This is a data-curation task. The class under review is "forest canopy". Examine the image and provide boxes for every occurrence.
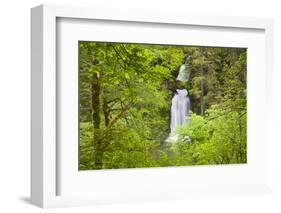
[79,41,247,170]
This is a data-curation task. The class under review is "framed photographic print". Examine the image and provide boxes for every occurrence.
[31,4,274,208]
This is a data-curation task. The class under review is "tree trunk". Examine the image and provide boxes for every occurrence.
[102,97,110,127]
[91,72,103,169]
[238,116,243,162]
[200,60,205,115]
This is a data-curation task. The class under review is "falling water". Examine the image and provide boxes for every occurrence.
[167,62,191,143]
[170,89,190,132]
[176,64,190,82]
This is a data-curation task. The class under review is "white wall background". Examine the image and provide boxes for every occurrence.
[0,0,280,212]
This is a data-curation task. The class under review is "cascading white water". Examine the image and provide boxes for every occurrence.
[170,89,190,132]
[167,63,191,143]
[176,64,190,82]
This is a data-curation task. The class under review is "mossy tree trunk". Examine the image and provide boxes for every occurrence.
[91,72,103,169]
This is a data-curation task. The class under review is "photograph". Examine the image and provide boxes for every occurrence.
[79,41,247,170]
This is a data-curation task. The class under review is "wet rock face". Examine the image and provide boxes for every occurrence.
[175,80,188,89]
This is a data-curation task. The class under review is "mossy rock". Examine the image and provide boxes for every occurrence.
[175,80,188,89]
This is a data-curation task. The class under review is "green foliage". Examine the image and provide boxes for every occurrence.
[171,108,246,165]
[79,41,247,170]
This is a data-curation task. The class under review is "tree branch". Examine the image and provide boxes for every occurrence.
[107,102,132,128]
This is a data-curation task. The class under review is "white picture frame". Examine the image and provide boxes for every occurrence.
[31,4,274,208]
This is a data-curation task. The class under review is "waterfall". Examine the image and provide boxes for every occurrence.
[167,62,191,143]
[170,89,190,132]
[176,64,190,82]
